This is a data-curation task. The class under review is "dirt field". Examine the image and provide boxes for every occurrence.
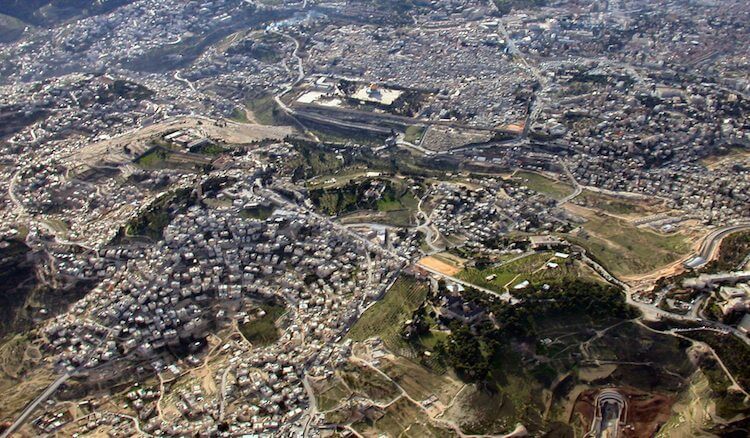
[562,203,697,280]
[418,255,462,276]
[68,116,293,169]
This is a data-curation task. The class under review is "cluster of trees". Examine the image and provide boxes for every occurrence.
[309,179,410,216]
[119,187,194,241]
[226,39,281,63]
[430,279,636,383]
[390,90,427,117]
[441,324,490,381]
[680,330,750,390]
[704,231,750,273]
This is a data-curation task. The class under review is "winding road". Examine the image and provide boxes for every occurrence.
[415,194,443,254]
[697,222,750,262]
[558,161,583,205]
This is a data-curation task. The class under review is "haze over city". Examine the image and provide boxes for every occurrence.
[0,1,749,437]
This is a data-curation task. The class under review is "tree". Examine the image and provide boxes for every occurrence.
[446,325,489,382]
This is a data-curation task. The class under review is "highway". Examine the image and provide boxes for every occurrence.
[0,373,71,438]
[2,329,115,438]
[697,222,750,262]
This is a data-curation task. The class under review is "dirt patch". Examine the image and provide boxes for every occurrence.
[578,364,618,383]
[419,256,461,276]
[70,116,293,169]
[571,387,675,438]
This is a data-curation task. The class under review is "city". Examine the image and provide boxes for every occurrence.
[0,0,749,437]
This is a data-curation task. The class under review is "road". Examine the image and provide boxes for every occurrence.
[415,194,443,254]
[2,329,114,438]
[302,376,317,437]
[348,355,473,438]
[396,133,435,156]
[637,321,750,397]
[0,373,71,438]
[489,0,547,135]
[173,71,196,93]
[218,363,235,421]
[558,161,583,205]
[697,222,750,262]
[416,262,515,303]
[8,169,26,217]
[576,246,750,395]
[578,247,750,347]
[575,238,750,395]
[268,30,321,142]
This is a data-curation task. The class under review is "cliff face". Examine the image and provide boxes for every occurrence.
[0,240,92,340]
[0,240,36,339]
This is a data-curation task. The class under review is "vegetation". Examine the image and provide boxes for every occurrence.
[230,107,250,123]
[678,330,750,390]
[189,142,228,156]
[457,280,635,342]
[286,138,456,183]
[244,94,290,126]
[340,361,400,403]
[135,147,170,168]
[0,0,133,26]
[513,171,573,200]
[110,79,154,101]
[0,334,31,379]
[458,252,604,294]
[347,276,428,353]
[445,346,546,434]
[378,357,461,403]
[239,302,286,346]
[134,144,212,171]
[429,278,636,385]
[458,254,532,291]
[285,138,352,181]
[309,177,418,222]
[567,214,690,277]
[351,397,454,437]
[306,124,389,147]
[444,324,489,381]
[404,125,425,144]
[0,13,26,43]
[315,377,352,411]
[127,26,236,72]
[699,356,750,419]
[703,230,750,273]
[120,188,194,241]
[575,190,656,215]
[701,146,750,169]
[225,33,284,63]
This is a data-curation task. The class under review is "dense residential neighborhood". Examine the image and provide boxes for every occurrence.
[0,0,749,437]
